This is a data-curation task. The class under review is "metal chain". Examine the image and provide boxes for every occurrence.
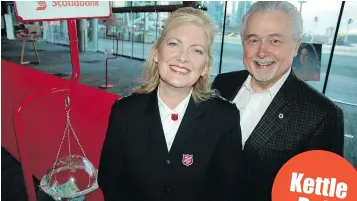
[45,95,93,192]
[69,122,88,159]
[67,110,72,166]
[49,109,71,180]
[65,96,71,163]
[49,95,90,180]
[64,95,87,159]
[63,96,90,188]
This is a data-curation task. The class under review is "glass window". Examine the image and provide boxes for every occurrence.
[156,1,183,6]
[97,13,131,57]
[111,2,132,7]
[42,20,69,45]
[325,1,357,104]
[132,12,146,59]
[144,12,170,58]
[97,12,170,60]
[132,1,156,7]
[221,1,253,74]
[202,1,226,77]
[120,12,134,58]
[292,1,342,93]
[325,1,357,167]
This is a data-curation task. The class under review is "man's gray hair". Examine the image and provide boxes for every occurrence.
[240,1,303,41]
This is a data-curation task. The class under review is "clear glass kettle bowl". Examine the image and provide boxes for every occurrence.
[40,154,98,200]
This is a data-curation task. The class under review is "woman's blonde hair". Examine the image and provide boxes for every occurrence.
[136,7,217,103]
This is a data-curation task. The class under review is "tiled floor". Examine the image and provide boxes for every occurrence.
[1,38,145,97]
[1,38,356,200]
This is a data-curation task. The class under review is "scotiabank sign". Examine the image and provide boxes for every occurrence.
[14,1,111,22]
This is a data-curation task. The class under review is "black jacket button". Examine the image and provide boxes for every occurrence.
[164,187,170,193]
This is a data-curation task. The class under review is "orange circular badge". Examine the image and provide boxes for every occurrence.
[272,150,357,201]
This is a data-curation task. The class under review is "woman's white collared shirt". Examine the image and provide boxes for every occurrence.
[157,88,192,151]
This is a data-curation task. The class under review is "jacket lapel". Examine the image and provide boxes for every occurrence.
[169,97,207,155]
[145,89,169,154]
[244,71,300,151]
[226,71,249,101]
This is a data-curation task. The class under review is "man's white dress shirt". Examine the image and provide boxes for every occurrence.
[157,88,192,151]
[232,68,291,147]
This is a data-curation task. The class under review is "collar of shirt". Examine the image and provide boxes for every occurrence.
[157,87,192,120]
[241,67,291,99]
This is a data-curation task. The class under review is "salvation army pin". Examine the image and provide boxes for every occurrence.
[182,154,193,167]
[171,113,179,121]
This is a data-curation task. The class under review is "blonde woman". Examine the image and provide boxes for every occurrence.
[98,7,243,201]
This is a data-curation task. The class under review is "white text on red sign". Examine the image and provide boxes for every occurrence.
[290,172,348,200]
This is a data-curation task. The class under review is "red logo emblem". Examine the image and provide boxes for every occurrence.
[182,154,193,167]
[36,1,47,11]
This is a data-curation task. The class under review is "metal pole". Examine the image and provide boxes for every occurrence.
[143,13,145,59]
[99,24,118,89]
[322,1,345,94]
[67,20,80,87]
[218,1,228,74]
[131,11,134,58]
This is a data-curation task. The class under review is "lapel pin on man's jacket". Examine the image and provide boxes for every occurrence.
[279,113,284,119]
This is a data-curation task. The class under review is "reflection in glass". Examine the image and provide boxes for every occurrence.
[293,43,322,81]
